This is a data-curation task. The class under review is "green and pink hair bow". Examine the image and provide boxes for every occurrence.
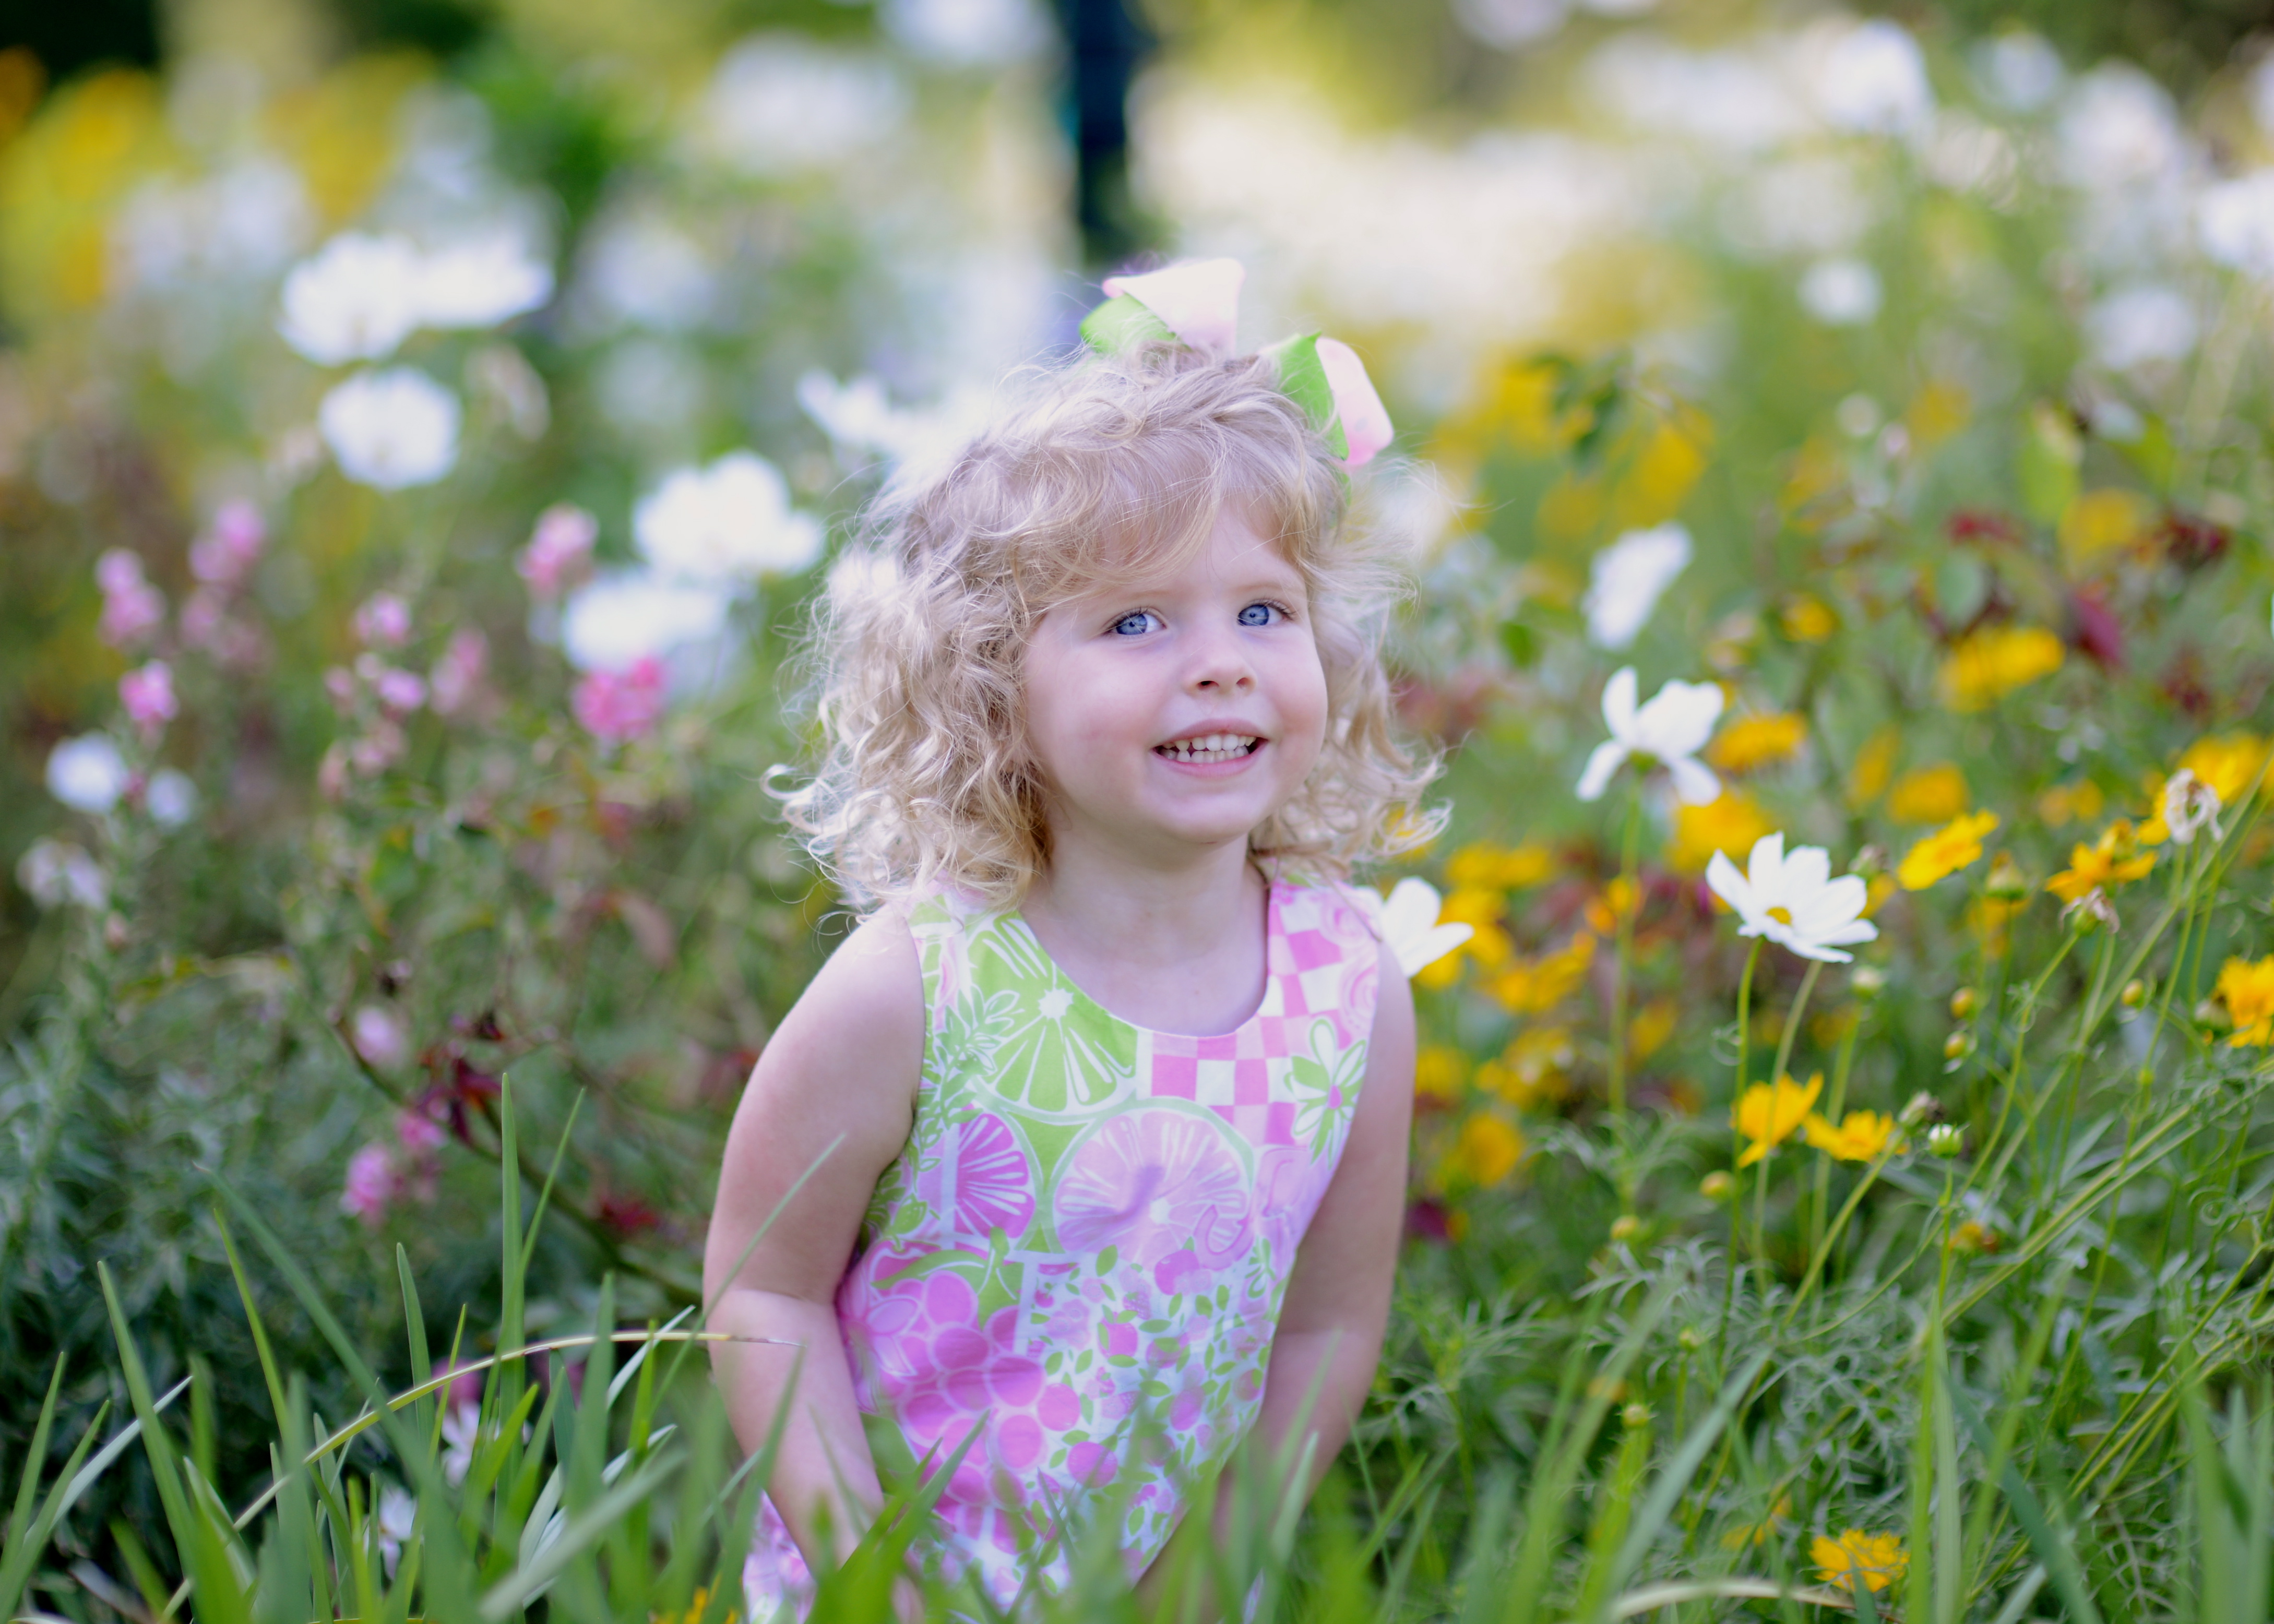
[1080,258,1395,470]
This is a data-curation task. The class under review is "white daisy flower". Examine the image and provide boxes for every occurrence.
[1354,878,1475,978]
[1705,832,1878,963]
[1576,666,1724,806]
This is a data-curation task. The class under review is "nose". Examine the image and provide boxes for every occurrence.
[1185,620,1256,695]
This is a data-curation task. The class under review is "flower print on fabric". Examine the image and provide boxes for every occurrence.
[747,878,1379,1615]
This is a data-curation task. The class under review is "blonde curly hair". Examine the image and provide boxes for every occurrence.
[780,344,1442,910]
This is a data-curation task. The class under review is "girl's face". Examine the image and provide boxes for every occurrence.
[1022,505,1330,869]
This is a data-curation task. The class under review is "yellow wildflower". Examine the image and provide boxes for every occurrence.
[1939,625,2065,712]
[1666,790,1775,877]
[2175,732,2271,808]
[1846,726,1898,808]
[1719,1494,1794,1551]
[1708,712,1807,773]
[1813,1530,1907,1594]
[1887,762,1969,824]
[1447,1113,1526,1186]
[1898,810,1999,891]
[1414,1046,1469,1105]
[1733,1072,1822,1167]
[1482,1026,1576,1109]
[1802,1109,1900,1162]
[1779,592,1838,642]
[1630,998,1678,1062]
[2037,780,2106,829]
[2046,820,2155,905]
[1583,877,1638,935]
[1612,409,1711,527]
[1486,933,1597,1016]
[2217,955,2274,1047]
[1904,378,1971,447]
[1946,1220,2001,1254]
[1417,887,1511,989]
[1968,895,2025,954]
[2058,487,2155,565]
[1445,840,1555,891]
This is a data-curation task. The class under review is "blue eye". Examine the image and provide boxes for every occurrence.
[1112,610,1161,636]
[1237,602,1278,627]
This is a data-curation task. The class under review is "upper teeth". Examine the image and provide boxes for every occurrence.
[1162,734,1258,761]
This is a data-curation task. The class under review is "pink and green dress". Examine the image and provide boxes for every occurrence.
[744,877,1383,1611]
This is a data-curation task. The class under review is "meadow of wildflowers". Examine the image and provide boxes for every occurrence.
[6,0,2274,1619]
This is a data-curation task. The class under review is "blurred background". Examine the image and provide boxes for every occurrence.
[13,0,2274,1591]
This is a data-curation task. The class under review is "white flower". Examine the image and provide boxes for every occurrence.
[146,768,199,828]
[1814,20,1933,137]
[880,0,1052,66]
[440,1400,481,1485]
[277,233,426,364]
[2161,768,2223,845]
[319,369,461,490]
[1705,832,1878,964]
[2057,67,2183,190]
[46,734,129,814]
[635,452,822,583]
[1800,258,1882,325]
[375,1486,415,1578]
[17,839,106,909]
[578,216,715,333]
[561,570,729,672]
[1973,31,2063,112]
[1576,666,1724,806]
[797,371,990,470]
[1356,878,1475,978]
[414,232,555,329]
[703,37,907,175]
[1584,523,1692,650]
[2199,172,2274,282]
[352,1005,410,1069]
[2089,284,2199,369]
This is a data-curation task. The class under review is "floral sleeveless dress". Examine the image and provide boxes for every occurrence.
[744,877,1382,1612]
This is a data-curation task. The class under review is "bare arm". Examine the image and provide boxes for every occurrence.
[1141,940,1416,1600]
[703,909,924,1574]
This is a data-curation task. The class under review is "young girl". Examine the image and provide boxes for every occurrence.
[704,261,1438,1615]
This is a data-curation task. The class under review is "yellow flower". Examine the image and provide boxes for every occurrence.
[1780,592,1838,642]
[1846,726,1898,808]
[1486,933,1596,1016]
[1708,712,1807,773]
[2175,733,2271,808]
[1629,998,1678,1062]
[1445,840,1555,890]
[654,1589,739,1624]
[1733,1072,1823,1167]
[2046,820,2156,904]
[1939,625,2065,712]
[1887,762,1969,824]
[1802,1109,1900,1162]
[1719,1494,1794,1550]
[1968,895,2025,954]
[1447,1113,1526,1186]
[2058,488,2155,565]
[1583,877,1639,935]
[1482,1026,1576,1108]
[2037,780,2106,829]
[1946,1220,2001,1254]
[1666,790,1776,877]
[1898,810,2000,891]
[1414,1046,1470,1104]
[1812,1530,1907,1594]
[2217,955,2274,1047]
[1416,887,1511,988]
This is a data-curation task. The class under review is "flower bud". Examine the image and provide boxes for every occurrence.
[1849,845,1887,882]
[1609,1214,1642,1244]
[2196,998,2232,1032]
[1677,1327,1705,1351]
[2120,978,2146,1009]
[1700,1171,1735,1201]
[1926,1123,1965,1159]
[1984,852,2030,901]
[1944,1030,1974,1061]
[1851,963,1887,998]
[1621,1402,1652,1429]
[1949,986,1978,1019]
[1900,1091,1942,1128]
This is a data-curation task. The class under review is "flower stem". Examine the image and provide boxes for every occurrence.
[1806,994,1865,1301]
[1607,782,1644,1132]
[1754,959,1821,1265]
[1716,939,1763,1377]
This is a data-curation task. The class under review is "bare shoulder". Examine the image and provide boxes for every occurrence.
[769,906,924,1070]
[1367,936,1415,1072]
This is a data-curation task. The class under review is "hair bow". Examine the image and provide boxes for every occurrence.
[1080,259,1395,470]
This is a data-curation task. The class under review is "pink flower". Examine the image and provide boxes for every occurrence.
[573,658,666,743]
[180,588,226,650]
[397,1107,447,1152]
[352,1004,409,1068]
[324,666,356,708]
[371,664,427,714]
[350,720,407,775]
[117,661,177,742]
[914,1114,1035,1239]
[1101,259,1244,356]
[517,504,597,600]
[428,629,487,717]
[97,550,166,648]
[189,501,266,586]
[1315,337,1395,469]
[353,592,411,648]
[341,1143,400,1224]
[1051,1110,1253,1269]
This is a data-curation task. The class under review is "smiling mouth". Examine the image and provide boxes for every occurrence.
[1156,733,1261,764]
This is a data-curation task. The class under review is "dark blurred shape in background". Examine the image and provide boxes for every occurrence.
[1053,0,1152,267]
[0,0,160,79]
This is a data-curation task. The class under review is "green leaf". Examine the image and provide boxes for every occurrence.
[2018,401,2081,524]
[1080,293,1174,354]
[1259,332,1349,461]
[1499,617,1537,669]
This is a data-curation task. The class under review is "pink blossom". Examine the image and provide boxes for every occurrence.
[428,629,487,717]
[353,592,412,648]
[324,666,356,708]
[97,549,166,648]
[573,658,666,743]
[341,1143,400,1225]
[371,665,427,714]
[516,504,597,600]
[397,1107,448,1152]
[352,1004,409,1068]
[117,661,178,742]
[190,500,266,586]
[350,720,407,775]
[180,588,227,650]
